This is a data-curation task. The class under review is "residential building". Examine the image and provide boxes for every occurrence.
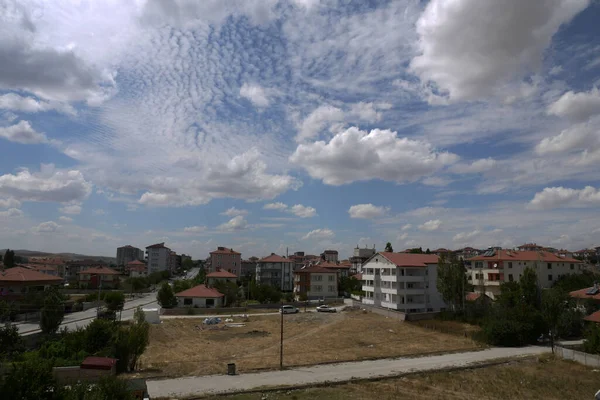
[455,247,481,261]
[256,253,295,291]
[320,261,351,278]
[62,259,106,280]
[320,250,339,263]
[361,252,445,313]
[127,260,147,278]
[209,247,241,276]
[77,266,120,289]
[467,249,583,300]
[517,243,545,252]
[241,258,258,278]
[175,284,224,308]
[288,251,307,271]
[145,243,171,274]
[431,248,452,257]
[206,269,238,286]
[294,265,338,300]
[169,251,179,273]
[22,264,59,277]
[349,246,376,274]
[556,249,574,259]
[573,249,594,259]
[27,257,66,278]
[0,267,63,300]
[116,245,144,267]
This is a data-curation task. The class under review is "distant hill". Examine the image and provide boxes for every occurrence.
[0,249,116,264]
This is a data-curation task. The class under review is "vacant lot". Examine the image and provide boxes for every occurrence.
[138,310,480,377]
[206,357,599,400]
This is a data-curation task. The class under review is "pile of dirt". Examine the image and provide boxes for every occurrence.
[245,330,270,337]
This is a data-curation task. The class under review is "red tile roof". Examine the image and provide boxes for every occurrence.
[259,254,290,263]
[146,242,168,249]
[320,261,350,269]
[78,266,120,275]
[210,247,241,255]
[206,270,238,278]
[584,310,600,323]
[295,265,336,274]
[469,250,581,263]
[377,252,439,267]
[127,260,145,266]
[0,267,63,283]
[175,284,224,298]
[81,357,117,370]
[466,292,481,302]
[28,257,65,266]
[570,287,600,301]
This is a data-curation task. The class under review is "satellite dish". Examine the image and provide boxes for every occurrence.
[493,263,498,269]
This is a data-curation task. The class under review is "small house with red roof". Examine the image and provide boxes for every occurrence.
[77,266,120,289]
[206,269,238,286]
[175,284,224,308]
[294,265,338,300]
[256,253,295,291]
[127,260,148,278]
[0,267,63,300]
[209,246,242,276]
[361,252,444,313]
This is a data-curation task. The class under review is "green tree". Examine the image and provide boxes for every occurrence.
[384,242,393,252]
[84,319,117,354]
[182,258,194,271]
[520,267,540,309]
[193,268,206,285]
[114,308,149,373]
[126,277,148,294]
[0,359,61,400]
[425,248,431,254]
[3,249,15,269]
[541,288,566,351]
[214,281,241,307]
[584,323,600,355]
[64,377,134,400]
[340,276,362,295]
[436,253,468,312]
[40,286,65,335]
[0,322,25,361]
[156,282,177,308]
[553,271,600,293]
[172,279,194,294]
[103,292,125,313]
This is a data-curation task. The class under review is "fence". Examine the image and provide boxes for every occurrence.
[350,300,440,322]
[554,345,600,368]
[162,297,344,315]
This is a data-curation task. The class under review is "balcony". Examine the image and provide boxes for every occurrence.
[398,275,426,283]
[380,287,397,295]
[401,288,427,295]
[380,274,398,282]
[362,285,374,291]
[484,280,501,286]
[381,301,398,309]
[362,274,375,281]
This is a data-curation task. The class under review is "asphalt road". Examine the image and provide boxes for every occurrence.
[146,346,550,399]
[18,293,158,335]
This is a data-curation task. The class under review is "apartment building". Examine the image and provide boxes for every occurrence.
[361,252,445,313]
[467,249,583,299]
[209,247,241,276]
[256,253,294,291]
[241,257,258,278]
[145,243,171,274]
[321,250,339,263]
[294,265,338,300]
[77,266,120,289]
[116,245,144,267]
[349,246,376,274]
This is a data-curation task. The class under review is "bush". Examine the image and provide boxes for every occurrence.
[103,292,125,313]
[157,282,177,308]
[40,287,65,335]
[481,304,544,347]
[0,323,25,361]
[584,323,600,355]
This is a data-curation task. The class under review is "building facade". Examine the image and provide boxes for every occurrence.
[321,250,339,263]
[206,270,238,286]
[241,257,258,278]
[209,247,242,276]
[467,249,583,300]
[256,254,294,291]
[0,267,63,301]
[127,260,147,278]
[349,246,376,274]
[175,284,224,308]
[116,245,144,267]
[361,252,445,313]
[294,265,338,300]
[145,243,171,274]
[77,266,120,289]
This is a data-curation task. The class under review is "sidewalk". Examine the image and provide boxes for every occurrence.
[146,346,549,398]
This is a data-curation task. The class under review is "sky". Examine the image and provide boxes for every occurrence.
[1,0,600,260]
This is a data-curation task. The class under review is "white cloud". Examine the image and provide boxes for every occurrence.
[0,198,20,209]
[289,204,317,218]
[410,0,590,101]
[93,209,107,216]
[263,202,288,211]
[302,228,334,240]
[453,230,480,242]
[184,226,207,233]
[0,208,23,218]
[547,87,600,122]
[450,158,497,174]
[529,186,600,210]
[402,224,412,231]
[59,204,82,215]
[419,219,442,231]
[291,127,458,185]
[422,176,451,187]
[59,216,73,223]
[348,204,389,219]
[397,232,409,241]
[221,207,249,217]
[0,93,75,115]
[0,120,48,144]
[0,166,92,203]
[33,221,60,233]
[297,105,344,142]
[535,121,600,162]
[240,83,270,108]
[218,216,249,232]
[349,102,391,122]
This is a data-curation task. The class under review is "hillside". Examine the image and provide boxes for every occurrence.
[0,249,116,264]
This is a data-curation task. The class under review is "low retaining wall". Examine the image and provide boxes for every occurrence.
[53,366,115,384]
[554,346,600,368]
[162,298,344,315]
[350,300,440,321]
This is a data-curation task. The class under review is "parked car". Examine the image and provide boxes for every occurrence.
[316,305,336,313]
[280,305,300,314]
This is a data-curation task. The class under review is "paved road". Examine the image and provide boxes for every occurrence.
[146,346,549,398]
[19,293,157,335]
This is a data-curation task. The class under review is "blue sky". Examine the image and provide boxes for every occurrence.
[1,0,600,259]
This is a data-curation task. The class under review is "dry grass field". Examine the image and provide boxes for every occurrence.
[138,310,481,377]
[205,357,599,400]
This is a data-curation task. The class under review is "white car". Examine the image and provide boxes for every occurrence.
[280,305,300,314]
[316,305,337,313]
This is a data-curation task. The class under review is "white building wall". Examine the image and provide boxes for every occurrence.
[147,247,170,274]
[177,296,223,308]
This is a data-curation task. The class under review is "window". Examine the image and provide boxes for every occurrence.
[570,264,574,270]
[548,274,553,281]
[547,263,552,270]
[508,274,513,282]
[184,298,192,306]
[328,275,334,281]
[508,262,512,269]
[467,275,472,280]
[314,275,323,281]
[315,285,322,292]
[475,262,483,268]
[328,285,335,292]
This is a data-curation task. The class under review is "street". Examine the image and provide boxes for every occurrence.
[146,346,550,398]
[18,293,158,335]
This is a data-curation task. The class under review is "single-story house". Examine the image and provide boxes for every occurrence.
[0,267,63,300]
[77,266,120,289]
[206,269,237,286]
[584,310,600,323]
[569,285,600,307]
[175,284,224,308]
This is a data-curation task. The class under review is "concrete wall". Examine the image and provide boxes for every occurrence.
[554,346,600,368]
[53,366,115,384]
[176,296,223,308]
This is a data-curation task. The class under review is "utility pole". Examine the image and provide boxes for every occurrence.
[280,299,284,370]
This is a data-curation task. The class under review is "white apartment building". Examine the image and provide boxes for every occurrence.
[467,249,583,300]
[145,242,171,274]
[349,246,376,274]
[362,252,445,313]
[293,265,338,300]
[256,253,294,291]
